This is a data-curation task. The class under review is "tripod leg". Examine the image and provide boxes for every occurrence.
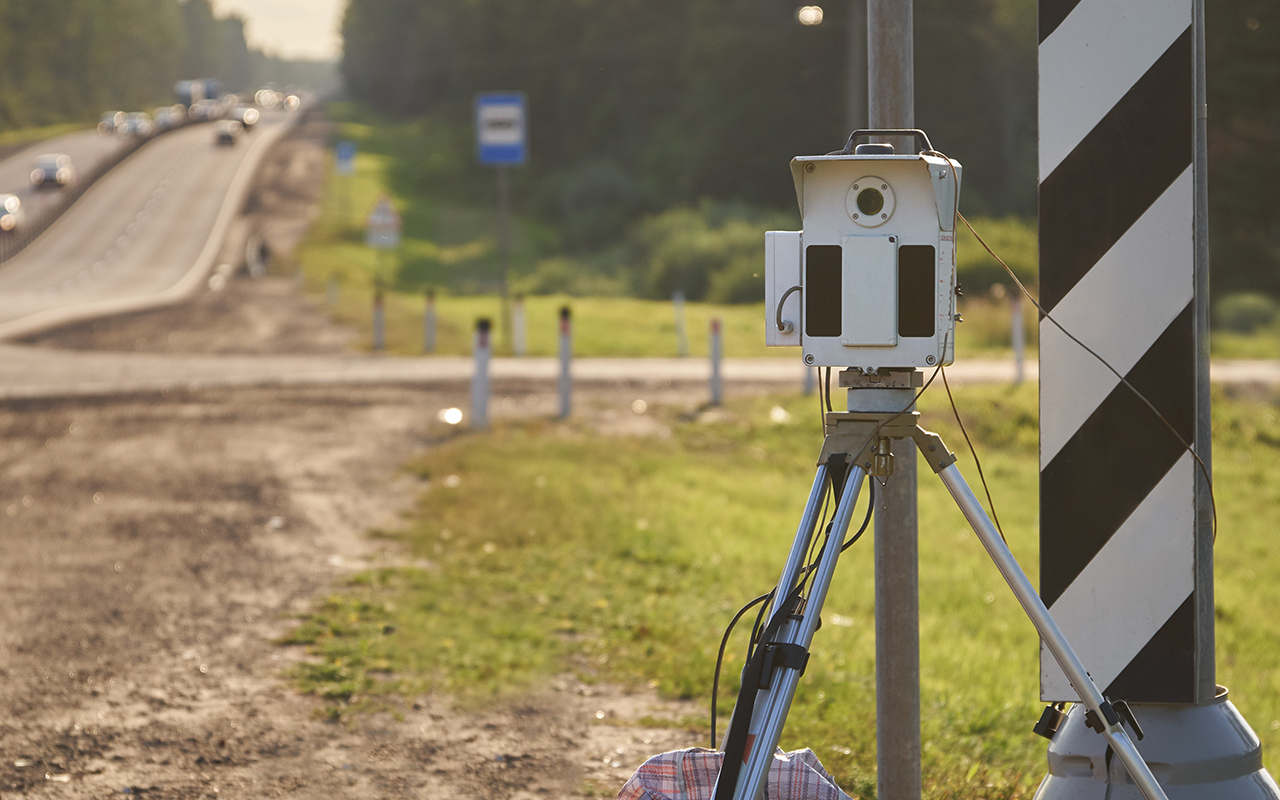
[718,465,832,750]
[714,465,869,800]
[935,463,1170,800]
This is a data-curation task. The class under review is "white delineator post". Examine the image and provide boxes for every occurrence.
[709,317,723,406]
[557,306,572,419]
[424,289,437,354]
[471,318,492,430]
[513,294,527,356]
[673,290,690,357]
[1011,290,1025,385]
[372,286,386,352]
[803,365,815,396]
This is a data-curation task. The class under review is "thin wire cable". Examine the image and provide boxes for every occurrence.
[940,365,1007,543]
[955,209,1218,542]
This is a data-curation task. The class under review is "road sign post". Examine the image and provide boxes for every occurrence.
[1036,0,1276,794]
[335,140,356,222]
[475,92,527,354]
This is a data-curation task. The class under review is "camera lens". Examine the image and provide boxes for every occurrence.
[856,188,885,216]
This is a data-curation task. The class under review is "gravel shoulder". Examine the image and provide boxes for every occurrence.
[0,118,701,799]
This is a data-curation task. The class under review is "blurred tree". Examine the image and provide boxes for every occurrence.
[1207,0,1280,299]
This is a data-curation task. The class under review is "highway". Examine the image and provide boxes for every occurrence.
[0,110,292,338]
[0,128,129,219]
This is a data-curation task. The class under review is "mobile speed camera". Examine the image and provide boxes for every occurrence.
[765,129,962,373]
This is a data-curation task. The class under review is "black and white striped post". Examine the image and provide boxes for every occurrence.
[557,306,572,418]
[424,289,436,354]
[1037,0,1276,793]
[471,318,491,430]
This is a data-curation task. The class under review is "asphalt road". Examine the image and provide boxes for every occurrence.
[0,129,130,222]
[0,111,292,339]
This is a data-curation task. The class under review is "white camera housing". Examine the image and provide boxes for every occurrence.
[765,142,962,372]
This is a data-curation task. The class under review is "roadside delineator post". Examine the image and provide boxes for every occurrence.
[424,289,437,354]
[1010,290,1025,385]
[709,317,723,406]
[471,318,492,430]
[372,284,386,352]
[513,294,527,357]
[803,365,815,396]
[557,306,572,419]
[673,290,690,357]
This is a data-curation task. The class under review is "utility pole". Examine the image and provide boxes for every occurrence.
[866,2,920,799]
[845,0,868,136]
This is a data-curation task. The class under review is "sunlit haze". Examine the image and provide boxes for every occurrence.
[212,0,343,61]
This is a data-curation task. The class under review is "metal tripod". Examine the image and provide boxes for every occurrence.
[711,400,1170,800]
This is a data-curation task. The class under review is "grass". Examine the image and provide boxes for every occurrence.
[292,104,1045,360]
[277,382,1280,796]
[0,120,89,149]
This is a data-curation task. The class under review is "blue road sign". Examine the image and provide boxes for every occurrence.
[335,140,356,175]
[475,93,527,166]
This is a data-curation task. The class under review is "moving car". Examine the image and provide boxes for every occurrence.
[98,111,125,135]
[190,99,224,121]
[30,154,74,188]
[215,120,242,146]
[0,194,22,232]
[230,105,260,129]
[120,112,153,138]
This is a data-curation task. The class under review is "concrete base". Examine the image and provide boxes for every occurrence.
[1034,687,1280,799]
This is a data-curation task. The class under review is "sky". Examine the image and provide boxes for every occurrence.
[212,0,344,61]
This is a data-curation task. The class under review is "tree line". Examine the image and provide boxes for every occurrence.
[342,0,1278,300]
[0,0,335,131]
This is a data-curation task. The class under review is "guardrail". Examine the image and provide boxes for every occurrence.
[0,117,201,265]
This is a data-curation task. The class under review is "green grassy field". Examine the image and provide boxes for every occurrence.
[292,106,1043,360]
[281,381,1280,798]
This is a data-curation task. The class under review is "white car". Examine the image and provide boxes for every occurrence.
[0,194,22,232]
[31,154,74,188]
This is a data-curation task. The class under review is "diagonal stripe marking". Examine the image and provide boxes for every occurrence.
[1040,453,1194,700]
[1039,0,1083,45]
[1040,167,1193,468]
[1039,0,1192,179]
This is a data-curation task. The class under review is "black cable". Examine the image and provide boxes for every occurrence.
[708,477,874,747]
[940,366,1007,543]
[824,367,833,414]
[710,589,772,748]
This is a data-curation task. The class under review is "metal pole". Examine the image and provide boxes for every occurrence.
[424,289,437,354]
[513,294,527,356]
[709,318,723,406]
[673,290,690,357]
[497,166,512,353]
[1011,291,1025,385]
[372,284,386,353]
[866,3,919,797]
[845,0,868,136]
[1191,0,1216,702]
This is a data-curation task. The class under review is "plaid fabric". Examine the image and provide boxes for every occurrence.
[617,747,852,800]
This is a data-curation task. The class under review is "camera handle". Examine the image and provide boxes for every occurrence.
[839,128,934,155]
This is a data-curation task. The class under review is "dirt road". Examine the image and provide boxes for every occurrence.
[0,119,700,799]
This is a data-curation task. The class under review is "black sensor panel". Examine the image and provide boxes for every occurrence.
[805,245,842,337]
[898,245,936,337]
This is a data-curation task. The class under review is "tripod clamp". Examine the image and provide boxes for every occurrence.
[818,411,956,477]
